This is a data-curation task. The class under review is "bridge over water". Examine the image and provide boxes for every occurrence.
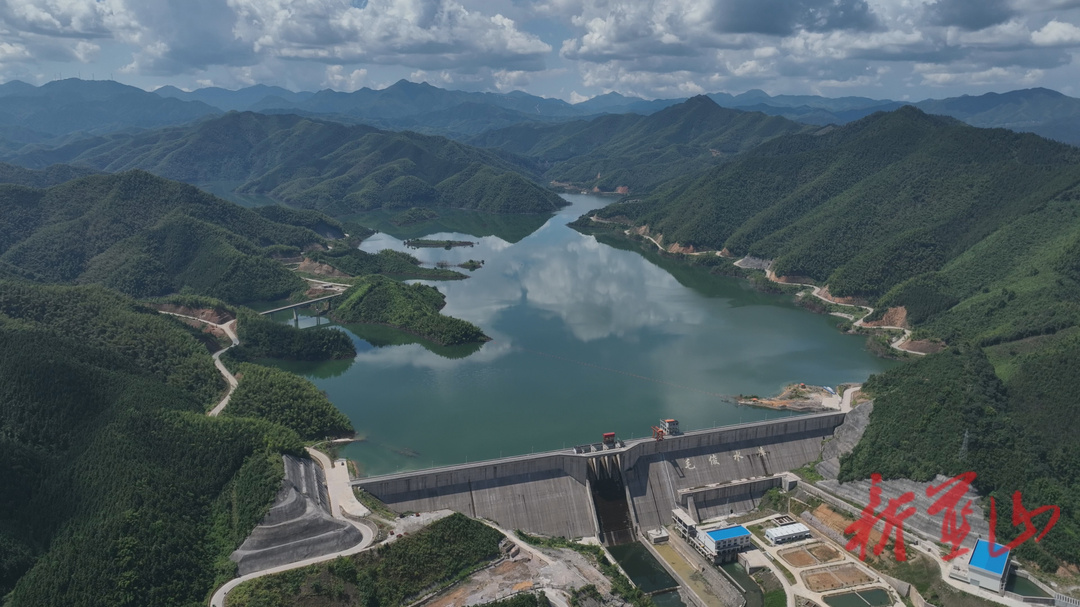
[258,293,342,316]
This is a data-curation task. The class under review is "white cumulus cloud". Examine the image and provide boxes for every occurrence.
[1032,19,1080,45]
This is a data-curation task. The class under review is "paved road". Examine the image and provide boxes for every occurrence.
[158,311,239,416]
[301,277,351,290]
[733,259,926,357]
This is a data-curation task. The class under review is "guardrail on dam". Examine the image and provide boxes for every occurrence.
[353,412,845,540]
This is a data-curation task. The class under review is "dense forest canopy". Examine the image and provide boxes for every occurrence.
[333,275,488,346]
[0,170,339,303]
[0,281,305,605]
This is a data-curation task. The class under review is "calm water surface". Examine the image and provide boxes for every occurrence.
[270,194,894,476]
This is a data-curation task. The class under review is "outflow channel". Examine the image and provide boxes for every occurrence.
[589,456,684,606]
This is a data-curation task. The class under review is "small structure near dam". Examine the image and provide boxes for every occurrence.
[353,412,845,545]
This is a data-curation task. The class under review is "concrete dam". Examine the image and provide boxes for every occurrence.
[353,412,845,543]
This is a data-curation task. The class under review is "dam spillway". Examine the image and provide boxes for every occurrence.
[353,413,845,540]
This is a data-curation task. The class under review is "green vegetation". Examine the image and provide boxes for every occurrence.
[471,96,810,192]
[570,585,603,607]
[0,281,302,605]
[347,207,550,244]
[347,323,485,360]
[592,107,1080,302]
[353,488,399,521]
[515,531,654,607]
[391,207,439,225]
[480,593,552,607]
[307,248,465,280]
[876,553,1003,607]
[839,346,1078,571]
[578,105,1080,570]
[13,112,568,216]
[226,513,504,607]
[333,275,488,346]
[226,363,354,440]
[763,589,786,607]
[230,308,356,361]
[0,161,96,187]
[404,238,475,248]
[0,170,339,303]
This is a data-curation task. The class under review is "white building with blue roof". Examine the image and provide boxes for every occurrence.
[966,539,1011,594]
[671,509,752,563]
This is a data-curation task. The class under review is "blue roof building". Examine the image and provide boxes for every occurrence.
[697,525,752,563]
[707,526,752,543]
[967,539,1011,594]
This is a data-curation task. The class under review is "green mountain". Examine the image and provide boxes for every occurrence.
[470,96,811,192]
[6,112,567,215]
[0,161,96,187]
[0,170,337,302]
[0,281,307,604]
[583,106,1080,568]
[333,275,488,346]
[591,106,1080,310]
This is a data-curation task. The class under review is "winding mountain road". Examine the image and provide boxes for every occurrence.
[732,258,926,356]
[157,310,384,606]
[600,220,927,356]
[157,311,241,415]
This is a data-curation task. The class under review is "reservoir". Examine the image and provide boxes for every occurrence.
[269,194,894,477]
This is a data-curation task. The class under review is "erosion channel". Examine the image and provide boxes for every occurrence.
[266,194,894,476]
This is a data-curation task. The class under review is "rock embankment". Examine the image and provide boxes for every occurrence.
[230,455,363,575]
[815,401,873,480]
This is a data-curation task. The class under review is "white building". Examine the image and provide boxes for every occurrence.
[671,509,751,563]
[698,526,753,562]
[765,522,811,545]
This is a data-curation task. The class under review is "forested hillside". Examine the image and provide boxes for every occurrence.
[0,170,339,303]
[0,282,305,605]
[333,275,488,346]
[591,107,1080,308]
[0,161,96,187]
[840,344,1080,570]
[4,111,567,215]
[583,105,1080,569]
[471,96,810,191]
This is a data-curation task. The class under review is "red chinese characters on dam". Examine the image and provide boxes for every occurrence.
[843,472,1059,562]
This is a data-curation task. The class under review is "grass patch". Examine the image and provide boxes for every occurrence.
[764,589,787,607]
[793,463,825,483]
[354,488,399,521]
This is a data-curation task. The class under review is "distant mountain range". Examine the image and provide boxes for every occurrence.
[1,78,1080,146]
[470,95,812,191]
[3,111,566,215]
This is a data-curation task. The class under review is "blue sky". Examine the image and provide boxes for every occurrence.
[3,0,1080,101]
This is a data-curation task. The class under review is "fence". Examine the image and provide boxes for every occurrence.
[1056,594,1080,607]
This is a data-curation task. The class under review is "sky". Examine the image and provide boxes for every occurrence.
[2,0,1080,101]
